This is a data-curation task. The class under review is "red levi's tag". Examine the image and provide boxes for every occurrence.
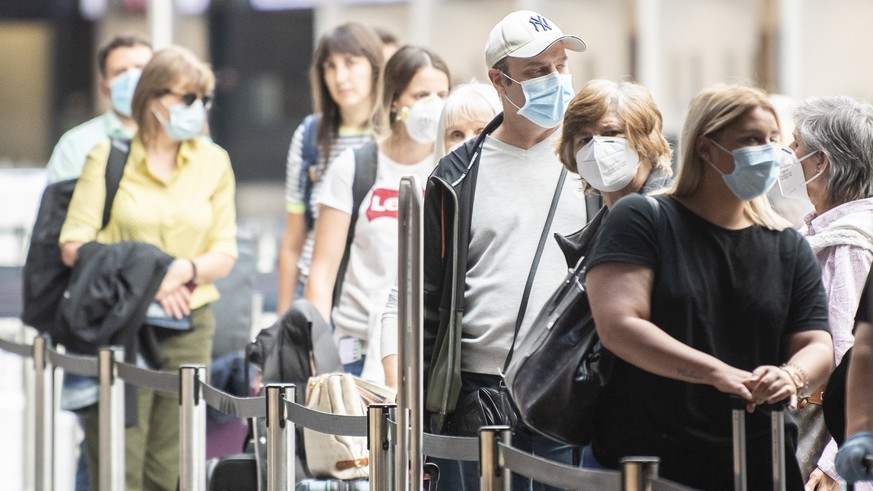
[365,188,400,221]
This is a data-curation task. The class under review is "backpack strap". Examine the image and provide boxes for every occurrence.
[103,138,130,229]
[331,141,379,309]
[299,114,321,231]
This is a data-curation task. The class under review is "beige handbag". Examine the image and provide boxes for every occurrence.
[303,373,395,480]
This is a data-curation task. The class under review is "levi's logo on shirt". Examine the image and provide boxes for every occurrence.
[366,188,399,221]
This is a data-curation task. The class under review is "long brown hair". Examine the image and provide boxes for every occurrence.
[310,23,383,164]
[373,45,451,137]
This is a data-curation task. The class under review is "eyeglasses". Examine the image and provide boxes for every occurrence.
[160,89,214,109]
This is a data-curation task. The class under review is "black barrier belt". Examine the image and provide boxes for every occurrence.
[422,432,479,461]
[116,362,179,394]
[284,399,368,437]
[500,442,621,490]
[201,384,265,419]
[498,443,695,491]
[0,337,33,358]
[46,347,99,377]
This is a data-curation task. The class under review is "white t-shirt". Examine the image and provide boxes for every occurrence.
[461,133,587,374]
[318,146,434,382]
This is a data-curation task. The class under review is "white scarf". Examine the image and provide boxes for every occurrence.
[803,208,873,254]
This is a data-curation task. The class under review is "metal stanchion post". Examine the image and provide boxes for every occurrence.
[179,365,206,491]
[771,407,786,491]
[732,398,747,491]
[99,347,125,491]
[620,456,660,491]
[33,334,53,491]
[266,384,296,491]
[368,403,397,490]
[398,175,424,491]
[479,426,511,491]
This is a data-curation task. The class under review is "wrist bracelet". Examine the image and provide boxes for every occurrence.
[188,259,197,284]
[779,362,809,396]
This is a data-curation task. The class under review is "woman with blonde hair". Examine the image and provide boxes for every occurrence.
[433,80,501,157]
[60,46,237,490]
[583,84,833,489]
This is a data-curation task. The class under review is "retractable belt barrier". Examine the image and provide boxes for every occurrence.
[0,176,690,491]
[2,324,694,491]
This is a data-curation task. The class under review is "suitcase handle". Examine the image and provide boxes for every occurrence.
[730,396,788,491]
[729,395,789,412]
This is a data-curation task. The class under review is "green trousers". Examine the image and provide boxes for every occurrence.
[85,305,215,491]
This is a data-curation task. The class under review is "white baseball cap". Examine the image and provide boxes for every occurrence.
[485,10,587,68]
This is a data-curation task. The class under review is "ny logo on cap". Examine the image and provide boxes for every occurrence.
[529,15,552,32]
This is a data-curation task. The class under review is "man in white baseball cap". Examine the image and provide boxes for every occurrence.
[422,9,587,490]
[485,9,586,68]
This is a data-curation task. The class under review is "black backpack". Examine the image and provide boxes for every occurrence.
[21,139,130,333]
[331,141,378,308]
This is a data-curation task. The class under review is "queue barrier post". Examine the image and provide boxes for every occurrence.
[179,365,207,491]
[266,383,295,491]
[98,347,125,491]
[397,175,424,490]
[771,406,786,491]
[620,456,660,491]
[479,425,511,491]
[368,403,397,490]
[33,334,53,491]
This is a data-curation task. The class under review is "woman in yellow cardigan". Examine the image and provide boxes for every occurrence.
[60,45,237,491]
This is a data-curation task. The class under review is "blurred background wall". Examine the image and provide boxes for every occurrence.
[3,0,873,182]
[4,0,873,314]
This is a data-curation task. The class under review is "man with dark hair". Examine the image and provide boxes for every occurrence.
[44,34,151,491]
[372,25,399,61]
[45,34,152,183]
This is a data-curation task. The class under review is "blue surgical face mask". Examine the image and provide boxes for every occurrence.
[154,100,207,141]
[707,139,780,200]
[108,68,142,118]
[502,71,574,129]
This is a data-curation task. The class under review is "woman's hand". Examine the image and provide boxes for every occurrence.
[805,467,841,491]
[711,364,755,401]
[744,365,796,412]
[155,259,194,319]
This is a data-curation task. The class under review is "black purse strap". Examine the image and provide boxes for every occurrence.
[503,167,568,373]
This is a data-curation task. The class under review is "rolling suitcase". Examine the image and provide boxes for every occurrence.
[208,453,258,491]
[731,397,787,491]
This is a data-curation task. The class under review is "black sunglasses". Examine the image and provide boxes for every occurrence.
[161,89,214,109]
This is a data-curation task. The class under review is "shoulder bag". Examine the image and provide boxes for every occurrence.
[303,372,395,480]
[505,195,662,445]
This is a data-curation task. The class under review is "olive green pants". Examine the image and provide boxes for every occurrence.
[85,305,215,491]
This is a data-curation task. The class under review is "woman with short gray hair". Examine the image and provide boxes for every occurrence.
[779,95,873,491]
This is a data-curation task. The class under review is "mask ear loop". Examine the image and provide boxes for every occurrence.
[805,151,826,185]
[498,71,525,110]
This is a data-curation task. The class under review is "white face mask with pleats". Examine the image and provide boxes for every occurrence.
[575,136,641,192]
[398,94,445,144]
[777,147,822,201]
